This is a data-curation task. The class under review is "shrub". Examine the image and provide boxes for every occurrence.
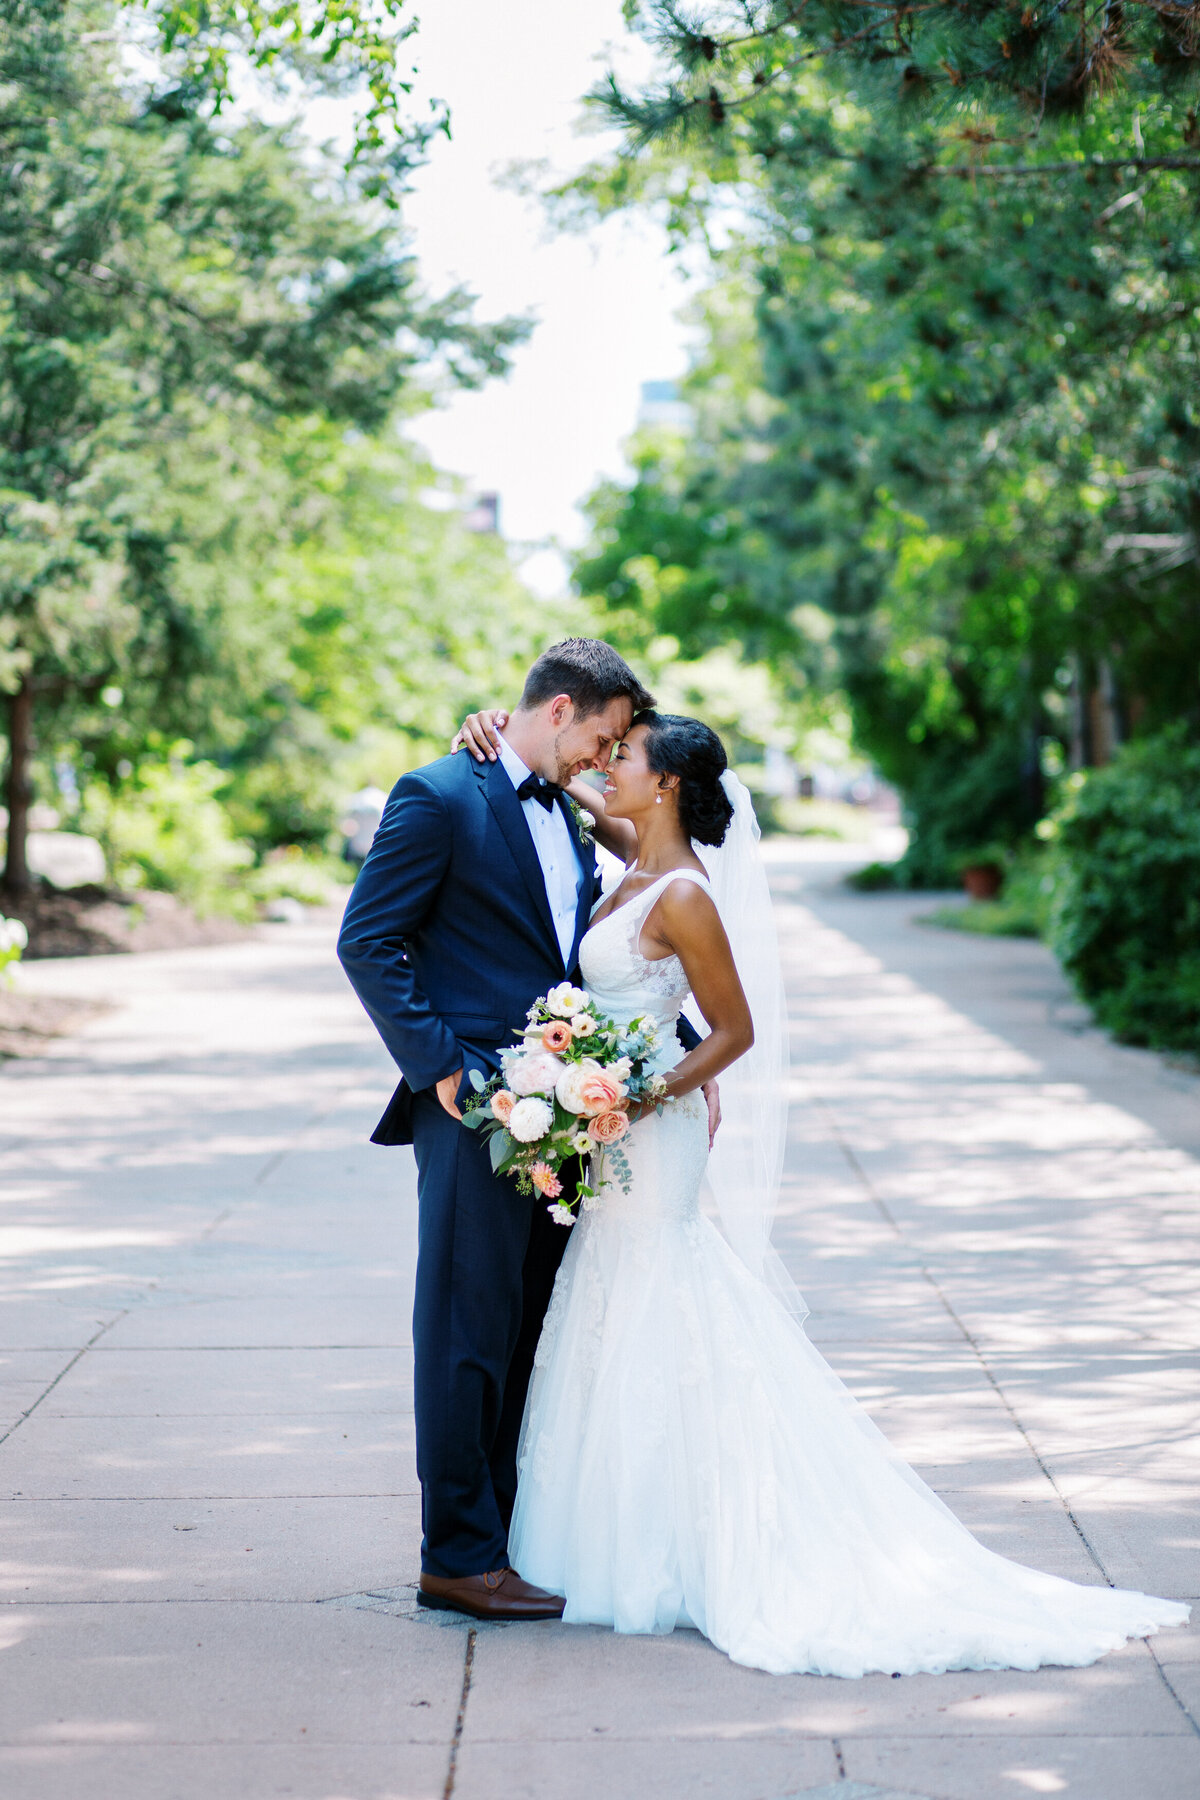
[1047,728,1200,1053]
[846,860,901,891]
[0,914,28,976]
[82,751,254,917]
[895,736,1044,887]
[244,847,349,908]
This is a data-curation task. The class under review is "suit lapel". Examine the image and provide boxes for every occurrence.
[474,757,562,966]
[557,791,598,974]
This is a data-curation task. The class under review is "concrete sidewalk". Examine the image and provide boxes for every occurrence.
[2,849,1197,1800]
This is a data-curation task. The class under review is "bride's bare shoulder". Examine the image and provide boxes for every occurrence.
[653,871,723,937]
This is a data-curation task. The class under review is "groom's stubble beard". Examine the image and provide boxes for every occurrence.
[552,729,582,787]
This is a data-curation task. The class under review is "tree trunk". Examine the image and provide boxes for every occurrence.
[1068,653,1093,770]
[2,674,34,899]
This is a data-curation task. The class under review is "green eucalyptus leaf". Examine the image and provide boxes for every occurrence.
[489,1128,515,1173]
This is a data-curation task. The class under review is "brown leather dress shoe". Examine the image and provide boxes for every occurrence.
[418,1568,565,1621]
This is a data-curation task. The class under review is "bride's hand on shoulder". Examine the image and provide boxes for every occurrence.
[451,708,508,761]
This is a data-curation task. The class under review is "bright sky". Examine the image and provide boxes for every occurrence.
[388,3,697,591]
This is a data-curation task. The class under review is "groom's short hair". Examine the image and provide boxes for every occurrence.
[519,639,654,719]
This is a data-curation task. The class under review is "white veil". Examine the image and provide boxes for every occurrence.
[688,773,807,1323]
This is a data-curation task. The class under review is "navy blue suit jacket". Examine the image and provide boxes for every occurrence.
[339,751,607,1146]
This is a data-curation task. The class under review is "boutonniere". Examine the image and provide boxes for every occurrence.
[568,797,596,846]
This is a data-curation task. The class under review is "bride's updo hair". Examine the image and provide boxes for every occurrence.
[632,710,735,847]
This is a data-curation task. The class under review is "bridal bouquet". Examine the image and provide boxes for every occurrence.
[461,981,670,1223]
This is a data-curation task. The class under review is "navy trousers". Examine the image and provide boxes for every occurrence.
[410,1087,575,1577]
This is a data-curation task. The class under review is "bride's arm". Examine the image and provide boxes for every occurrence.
[450,708,636,862]
[638,881,753,1105]
[566,780,635,863]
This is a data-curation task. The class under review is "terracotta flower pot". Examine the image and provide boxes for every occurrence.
[962,863,1004,901]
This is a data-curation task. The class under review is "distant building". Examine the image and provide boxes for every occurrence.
[463,492,500,534]
[637,380,693,432]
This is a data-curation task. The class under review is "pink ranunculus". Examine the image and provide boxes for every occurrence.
[587,1109,629,1146]
[530,1161,564,1198]
[490,1089,516,1124]
[578,1069,625,1117]
[541,1021,574,1053]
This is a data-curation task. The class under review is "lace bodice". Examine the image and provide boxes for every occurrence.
[579,868,709,1032]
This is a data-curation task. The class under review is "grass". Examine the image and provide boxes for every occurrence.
[917,898,1043,939]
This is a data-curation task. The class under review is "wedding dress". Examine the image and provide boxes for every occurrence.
[508,866,1189,1677]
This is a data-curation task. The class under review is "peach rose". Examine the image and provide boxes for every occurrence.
[490,1089,516,1124]
[587,1109,629,1145]
[578,1069,626,1117]
[555,1058,627,1117]
[541,1021,573,1053]
[530,1161,563,1198]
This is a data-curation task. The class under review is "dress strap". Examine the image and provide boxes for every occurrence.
[627,868,710,928]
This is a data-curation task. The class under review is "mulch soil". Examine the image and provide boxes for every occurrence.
[0,988,114,1059]
[6,884,252,961]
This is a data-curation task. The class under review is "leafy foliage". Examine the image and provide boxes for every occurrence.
[81,750,254,915]
[561,0,1200,890]
[0,0,531,894]
[1047,729,1200,1051]
[140,0,441,199]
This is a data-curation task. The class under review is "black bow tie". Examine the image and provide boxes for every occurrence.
[516,773,561,812]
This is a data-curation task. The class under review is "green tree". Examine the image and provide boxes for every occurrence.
[0,0,526,894]
[138,0,442,197]
[560,4,1199,876]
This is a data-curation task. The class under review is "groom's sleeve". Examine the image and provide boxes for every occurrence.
[676,1015,702,1054]
[337,772,461,1093]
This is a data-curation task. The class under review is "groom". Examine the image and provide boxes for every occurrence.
[339,639,700,1620]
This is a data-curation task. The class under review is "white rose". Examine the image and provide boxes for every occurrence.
[507,1052,563,1096]
[554,1057,602,1114]
[508,1097,554,1142]
[611,1056,632,1081]
[570,1013,595,1037]
[546,982,588,1018]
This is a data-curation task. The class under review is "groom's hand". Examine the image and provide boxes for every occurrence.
[436,1068,464,1120]
[702,1079,721,1148]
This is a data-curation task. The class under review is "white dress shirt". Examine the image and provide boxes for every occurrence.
[495,734,582,966]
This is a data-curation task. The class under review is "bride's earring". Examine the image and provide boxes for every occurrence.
[655,793,662,804]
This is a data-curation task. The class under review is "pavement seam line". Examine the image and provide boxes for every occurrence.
[826,1090,1200,1741]
[443,1625,476,1800]
[0,1310,130,1451]
[1145,1639,1200,1738]
[253,1085,359,1188]
[814,1093,1114,1583]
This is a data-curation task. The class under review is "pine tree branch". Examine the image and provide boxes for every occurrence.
[929,154,1200,175]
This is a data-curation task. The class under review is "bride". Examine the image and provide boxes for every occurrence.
[455,704,1188,1677]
